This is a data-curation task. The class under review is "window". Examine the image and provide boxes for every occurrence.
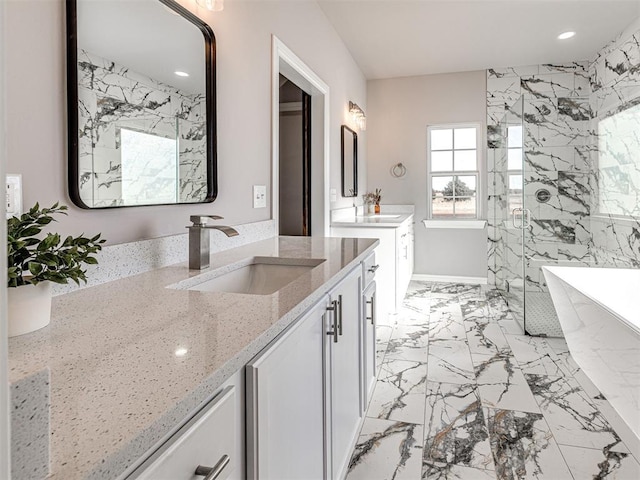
[597,102,640,218]
[120,128,178,205]
[506,124,523,213]
[427,125,481,219]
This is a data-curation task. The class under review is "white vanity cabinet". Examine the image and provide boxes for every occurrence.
[331,214,414,324]
[362,280,377,405]
[130,257,375,480]
[327,267,363,480]
[396,220,414,309]
[245,298,328,479]
[246,265,365,480]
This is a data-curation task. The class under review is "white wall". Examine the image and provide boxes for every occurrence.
[4,0,366,245]
[367,71,487,277]
[0,0,11,475]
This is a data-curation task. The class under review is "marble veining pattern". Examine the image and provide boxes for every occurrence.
[78,49,206,207]
[486,62,593,337]
[487,19,640,339]
[347,281,640,480]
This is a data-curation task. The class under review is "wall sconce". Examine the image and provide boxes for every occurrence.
[196,0,224,11]
[349,101,366,131]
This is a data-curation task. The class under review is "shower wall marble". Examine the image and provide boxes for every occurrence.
[78,49,206,207]
[589,19,640,268]
[486,63,592,295]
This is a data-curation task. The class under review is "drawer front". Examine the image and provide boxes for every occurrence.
[362,252,378,288]
[134,387,237,480]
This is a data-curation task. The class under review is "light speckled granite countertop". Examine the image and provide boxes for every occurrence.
[331,212,413,228]
[8,236,377,480]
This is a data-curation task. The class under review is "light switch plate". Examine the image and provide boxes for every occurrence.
[330,188,337,203]
[6,174,23,219]
[253,185,266,208]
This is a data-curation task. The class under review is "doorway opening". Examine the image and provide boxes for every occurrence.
[279,75,311,236]
[272,36,330,237]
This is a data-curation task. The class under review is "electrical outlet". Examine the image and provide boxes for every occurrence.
[6,174,22,219]
[330,188,337,203]
[253,185,266,208]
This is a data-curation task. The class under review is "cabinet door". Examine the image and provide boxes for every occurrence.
[395,222,412,307]
[408,221,415,278]
[246,299,329,480]
[363,282,377,406]
[330,226,396,323]
[329,267,363,480]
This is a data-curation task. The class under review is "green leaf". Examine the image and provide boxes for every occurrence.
[28,262,44,277]
[20,226,43,237]
[7,202,105,286]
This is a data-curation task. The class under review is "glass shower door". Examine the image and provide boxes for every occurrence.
[500,96,526,331]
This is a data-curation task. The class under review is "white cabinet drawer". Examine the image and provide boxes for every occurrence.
[362,252,378,288]
[133,387,237,480]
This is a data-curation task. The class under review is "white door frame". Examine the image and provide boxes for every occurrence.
[0,0,11,475]
[271,35,330,236]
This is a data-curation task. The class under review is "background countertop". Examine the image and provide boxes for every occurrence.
[8,236,377,480]
[331,212,414,228]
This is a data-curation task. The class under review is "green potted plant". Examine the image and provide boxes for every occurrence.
[7,203,105,337]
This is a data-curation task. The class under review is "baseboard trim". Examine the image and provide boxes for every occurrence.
[412,274,488,285]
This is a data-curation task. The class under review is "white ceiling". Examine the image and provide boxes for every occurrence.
[317,0,640,79]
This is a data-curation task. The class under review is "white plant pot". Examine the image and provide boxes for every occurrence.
[8,281,52,337]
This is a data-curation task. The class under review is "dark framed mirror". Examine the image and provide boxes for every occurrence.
[66,0,216,208]
[341,125,357,197]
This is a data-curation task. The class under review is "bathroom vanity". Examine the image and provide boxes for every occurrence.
[331,206,414,324]
[8,236,378,480]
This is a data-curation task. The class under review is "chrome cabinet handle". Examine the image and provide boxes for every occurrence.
[368,264,380,273]
[366,295,375,325]
[326,301,338,343]
[195,454,230,480]
[338,295,343,336]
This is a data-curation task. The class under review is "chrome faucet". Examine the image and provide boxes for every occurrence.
[187,215,239,270]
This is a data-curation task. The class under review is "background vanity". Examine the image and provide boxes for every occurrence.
[331,205,415,325]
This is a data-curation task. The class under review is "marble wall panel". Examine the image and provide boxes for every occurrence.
[487,63,596,335]
[486,63,594,303]
[77,49,206,207]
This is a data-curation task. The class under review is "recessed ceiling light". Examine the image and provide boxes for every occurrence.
[174,71,190,77]
[558,31,576,40]
[174,347,188,357]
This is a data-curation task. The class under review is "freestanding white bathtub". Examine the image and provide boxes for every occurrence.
[543,266,640,441]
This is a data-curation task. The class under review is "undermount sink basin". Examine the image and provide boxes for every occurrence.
[356,214,400,219]
[181,257,326,295]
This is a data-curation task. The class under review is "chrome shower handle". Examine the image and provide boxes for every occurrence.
[512,208,523,229]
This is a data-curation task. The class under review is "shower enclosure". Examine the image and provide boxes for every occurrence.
[493,95,591,336]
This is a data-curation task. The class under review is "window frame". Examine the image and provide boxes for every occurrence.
[426,123,484,220]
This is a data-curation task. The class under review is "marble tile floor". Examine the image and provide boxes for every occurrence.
[347,281,640,480]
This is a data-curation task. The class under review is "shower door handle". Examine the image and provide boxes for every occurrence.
[512,208,523,229]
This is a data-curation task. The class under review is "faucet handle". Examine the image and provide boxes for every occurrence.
[189,215,224,227]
